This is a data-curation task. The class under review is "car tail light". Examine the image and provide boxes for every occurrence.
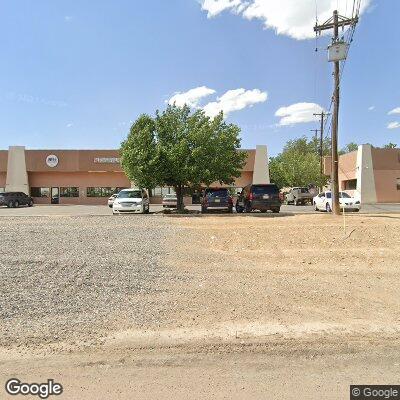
[249,193,253,201]
[279,192,284,202]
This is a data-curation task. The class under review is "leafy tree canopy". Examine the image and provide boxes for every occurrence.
[120,105,246,210]
[339,142,359,155]
[383,142,397,149]
[269,136,330,189]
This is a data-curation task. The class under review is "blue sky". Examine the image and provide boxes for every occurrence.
[0,0,399,156]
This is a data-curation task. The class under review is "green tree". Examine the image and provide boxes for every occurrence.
[339,142,358,155]
[384,142,397,149]
[120,105,246,211]
[269,136,330,188]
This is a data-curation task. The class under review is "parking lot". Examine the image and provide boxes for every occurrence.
[0,202,400,216]
[1,207,400,399]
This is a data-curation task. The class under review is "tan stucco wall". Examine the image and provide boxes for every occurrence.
[25,150,123,172]
[28,171,131,205]
[0,172,6,188]
[28,171,129,187]
[338,151,357,180]
[1,147,260,204]
[252,145,270,184]
[0,151,7,172]
[371,148,400,203]
[373,170,400,203]
[241,150,255,172]
[6,146,29,193]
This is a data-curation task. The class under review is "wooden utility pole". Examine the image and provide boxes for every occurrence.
[314,10,358,215]
[310,129,320,155]
[313,111,331,174]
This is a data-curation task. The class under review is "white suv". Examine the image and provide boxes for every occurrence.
[112,189,150,214]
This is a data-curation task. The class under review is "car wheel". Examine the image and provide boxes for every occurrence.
[228,206,233,213]
[144,204,150,214]
[108,204,113,208]
[314,202,319,211]
[28,200,34,207]
[272,208,280,213]
[294,199,298,206]
[7,200,14,208]
[236,205,243,213]
[14,200,20,208]
[245,203,252,213]
[326,203,332,213]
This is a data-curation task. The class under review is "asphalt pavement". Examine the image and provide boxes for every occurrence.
[1,203,399,217]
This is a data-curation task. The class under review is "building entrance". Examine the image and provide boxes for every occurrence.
[51,187,59,204]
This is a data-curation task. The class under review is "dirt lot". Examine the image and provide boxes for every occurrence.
[1,212,400,399]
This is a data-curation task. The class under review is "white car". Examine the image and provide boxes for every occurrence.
[108,194,118,208]
[112,188,150,214]
[162,193,177,208]
[313,191,360,212]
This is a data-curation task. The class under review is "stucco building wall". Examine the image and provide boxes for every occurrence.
[324,146,400,203]
[0,146,268,205]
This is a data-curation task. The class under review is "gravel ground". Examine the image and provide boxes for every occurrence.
[0,215,182,349]
[1,213,400,399]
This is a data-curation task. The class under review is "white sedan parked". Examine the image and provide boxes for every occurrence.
[112,189,150,214]
[107,194,118,208]
[313,191,360,212]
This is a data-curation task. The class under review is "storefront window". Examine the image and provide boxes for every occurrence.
[31,187,50,197]
[86,187,127,197]
[0,187,4,193]
[343,179,357,190]
[60,187,79,197]
[153,187,175,196]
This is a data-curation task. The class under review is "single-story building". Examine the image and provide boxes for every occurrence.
[0,145,270,205]
[324,144,400,203]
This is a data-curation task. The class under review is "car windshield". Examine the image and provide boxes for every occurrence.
[252,185,279,195]
[340,192,351,198]
[118,190,142,199]
[299,188,309,193]
[206,189,229,197]
[325,192,332,199]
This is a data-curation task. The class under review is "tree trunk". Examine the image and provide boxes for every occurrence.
[175,185,184,212]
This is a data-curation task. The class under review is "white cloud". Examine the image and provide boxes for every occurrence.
[387,122,400,130]
[64,16,72,22]
[368,105,375,111]
[199,0,371,40]
[66,123,74,128]
[203,88,267,118]
[168,86,216,108]
[275,102,324,126]
[201,0,243,17]
[388,107,400,115]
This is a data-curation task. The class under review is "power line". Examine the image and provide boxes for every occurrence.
[318,4,361,141]
[314,10,359,215]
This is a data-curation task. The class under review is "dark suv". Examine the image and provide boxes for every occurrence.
[236,184,281,213]
[201,188,233,213]
[0,192,34,208]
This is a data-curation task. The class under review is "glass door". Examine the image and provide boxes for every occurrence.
[51,187,59,204]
